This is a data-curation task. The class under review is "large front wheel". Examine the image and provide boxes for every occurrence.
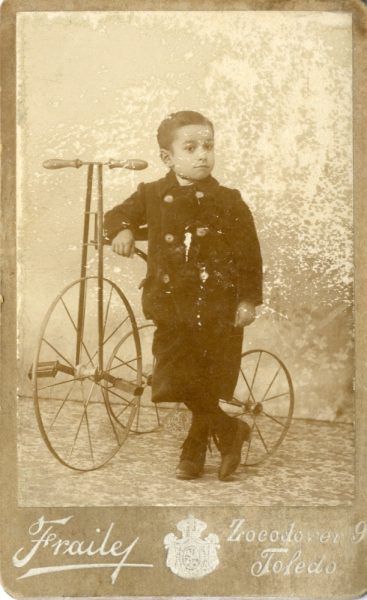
[32,277,141,471]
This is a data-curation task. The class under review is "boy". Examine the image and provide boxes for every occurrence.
[104,111,263,481]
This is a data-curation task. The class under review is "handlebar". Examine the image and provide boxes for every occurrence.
[100,238,147,261]
[43,158,148,170]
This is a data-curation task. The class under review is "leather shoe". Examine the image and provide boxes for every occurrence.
[176,458,204,480]
[175,416,209,480]
[218,419,251,481]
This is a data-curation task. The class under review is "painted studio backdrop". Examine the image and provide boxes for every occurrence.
[17,11,353,424]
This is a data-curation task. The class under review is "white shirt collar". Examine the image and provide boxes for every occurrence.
[175,174,194,187]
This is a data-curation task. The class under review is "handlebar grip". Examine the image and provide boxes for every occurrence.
[108,159,126,169]
[43,159,83,169]
[108,158,148,170]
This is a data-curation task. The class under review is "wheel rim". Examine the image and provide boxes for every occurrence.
[220,349,294,466]
[32,277,141,471]
[106,323,176,433]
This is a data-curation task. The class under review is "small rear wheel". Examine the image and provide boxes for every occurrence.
[220,349,294,466]
[106,323,177,433]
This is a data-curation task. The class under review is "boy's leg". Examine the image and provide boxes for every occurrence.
[206,404,251,481]
[150,320,250,480]
[177,388,250,481]
[150,322,210,479]
[178,397,250,481]
[201,322,251,480]
[175,406,209,480]
[151,322,204,404]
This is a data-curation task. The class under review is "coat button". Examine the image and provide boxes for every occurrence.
[199,268,209,282]
[162,274,170,284]
[163,194,174,203]
[196,227,208,237]
[164,233,174,243]
[195,191,204,199]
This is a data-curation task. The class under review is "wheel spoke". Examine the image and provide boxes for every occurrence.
[103,380,136,441]
[261,410,287,428]
[112,355,139,374]
[84,347,99,367]
[262,391,290,403]
[67,381,93,460]
[103,315,130,346]
[116,355,138,366]
[96,382,132,407]
[85,349,138,374]
[61,298,95,367]
[254,421,269,453]
[67,412,85,461]
[98,384,124,444]
[97,382,138,420]
[42,338,74,368]
[81,315,132,370]
[240,368,257,403]
[37,376,79,393]
[115,400,138,420]
[248,351,262,401]
[244,420,256,464]
[49,380,77,430]
[260,366,282,403]
[104,360,138,376]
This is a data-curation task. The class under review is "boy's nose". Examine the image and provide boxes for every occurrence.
[197,146,208,159]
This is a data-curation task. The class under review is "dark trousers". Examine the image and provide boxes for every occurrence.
[151,320,243,414]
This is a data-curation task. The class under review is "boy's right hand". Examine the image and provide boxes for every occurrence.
[112,229,135,257]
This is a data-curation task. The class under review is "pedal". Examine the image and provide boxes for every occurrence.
[28,361,74,380]
[102,371,143,396]
[28,361,59,380]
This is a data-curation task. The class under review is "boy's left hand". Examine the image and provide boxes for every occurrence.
[234,301,256,328]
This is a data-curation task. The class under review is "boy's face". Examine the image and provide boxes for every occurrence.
[161,124,215,182]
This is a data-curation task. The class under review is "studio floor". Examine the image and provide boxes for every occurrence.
[17,397,354,507]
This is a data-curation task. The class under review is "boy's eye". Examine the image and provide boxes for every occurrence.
[185,145,195,152]
[204,142,214,150]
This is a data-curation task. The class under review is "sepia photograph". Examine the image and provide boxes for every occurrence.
[2,1,367,597]
[15,9,355,508]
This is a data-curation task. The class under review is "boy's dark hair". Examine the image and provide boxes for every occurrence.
[157,111,214,150]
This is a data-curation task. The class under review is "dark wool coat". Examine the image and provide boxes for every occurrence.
[104,170,263,405]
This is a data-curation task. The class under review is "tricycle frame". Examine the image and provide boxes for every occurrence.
[31,158,295,472]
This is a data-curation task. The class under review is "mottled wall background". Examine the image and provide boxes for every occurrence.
[17,11,353,421]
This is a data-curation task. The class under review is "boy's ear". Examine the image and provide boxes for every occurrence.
[160,148,173,168]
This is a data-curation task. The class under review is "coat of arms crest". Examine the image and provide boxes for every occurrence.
[164,515,220,579]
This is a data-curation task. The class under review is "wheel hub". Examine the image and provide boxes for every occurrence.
[253,402,263,416]
[244,399,263,415]
[74,364,98,379]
